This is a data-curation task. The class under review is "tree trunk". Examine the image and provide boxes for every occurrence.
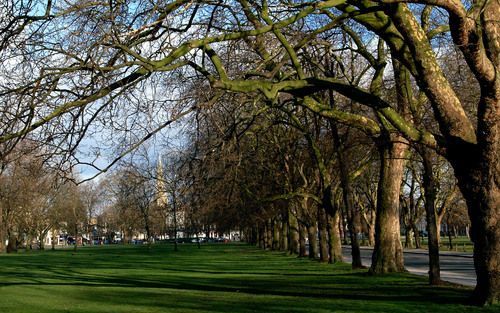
[0,208,4,253]
[51,229,56,251]
[272,219,280,250]
[386,1,499,304]
[247,228,254,245]
[331,112,362,268]
[436,215,443,245]
[348,221,363,268]
[420,146,441,284]
[124,228,131,244]
[254,227,258,246]
[328,211,342,263]
[321,185,342,262]
[205,226,210,240]
[39,232,47,250]
[288,208,300,254]
[451,141,500,305]
[466,148,499,305]
[340,208,348,245]
[447,227,453,250]
[317,207,329,262]
[405,227,414,249]
[307,223,318,259]
[173,196,178,252]
[370,136,406,274]
[258,224,265,249]
[73,223,78,252]
[261,223,267,249]
[266,219,273,249]
[299,224,307,257]
[6,233,17,253]
[412,224,421,249]
[368,223,375,247]
[281,218,288,252]
[144,217,151,246]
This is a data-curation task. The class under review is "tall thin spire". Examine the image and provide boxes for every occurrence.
[156,156,167,207]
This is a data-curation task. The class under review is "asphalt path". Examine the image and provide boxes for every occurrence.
[342,246,476,286]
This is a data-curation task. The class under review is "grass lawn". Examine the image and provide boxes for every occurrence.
[417,236,474,252]
[0,243,496,313]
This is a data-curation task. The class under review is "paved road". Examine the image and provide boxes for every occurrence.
[342,246,476,286]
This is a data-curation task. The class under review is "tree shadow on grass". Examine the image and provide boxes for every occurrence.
[0,244,490,313]
[0,265,472,307]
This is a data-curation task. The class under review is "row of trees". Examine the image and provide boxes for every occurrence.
[0,138,218,254]
[176,81,469,260]
[0,143,99,251]
[0,0,497,305]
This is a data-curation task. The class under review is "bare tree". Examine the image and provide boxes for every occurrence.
[0,0,497,304]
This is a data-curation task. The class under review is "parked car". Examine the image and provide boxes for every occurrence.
[191,238,207,243]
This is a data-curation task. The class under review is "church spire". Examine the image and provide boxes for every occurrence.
[156,156,168,207]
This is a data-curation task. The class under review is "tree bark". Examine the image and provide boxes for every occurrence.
[272,218,280,250]
[388,3,499,303]
[320,182,342,262]
[281,217,288,252]
[307,223,318,259]
[258,224,265,249]
[404,227,413,249]
[0,207,4,253]
[436,219,442,245]
[329,96,362,268]
[288,207,300,254]
[52,231,56,250]
[412,224,421,249]
[298,223,307,257]
[6,233,17,253]
[447,90,499,304]
[420,146,442,285]
[447,225,454,250]
[370,135,406,274]
[262,222,268,249]
[458,168,500,305]
[317,207,329,262]
[39,231,47,250]
[265,219,272,249]
[340,207,348,245]
[367,223,375,247]
[327,211,343,263]
[468,86,499,304]
[348,218,363,268]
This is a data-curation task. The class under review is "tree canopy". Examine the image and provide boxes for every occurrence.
[0,0,498,305]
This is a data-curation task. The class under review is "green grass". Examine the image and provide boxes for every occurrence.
[413,236,474,252]
[0,244,496,313]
